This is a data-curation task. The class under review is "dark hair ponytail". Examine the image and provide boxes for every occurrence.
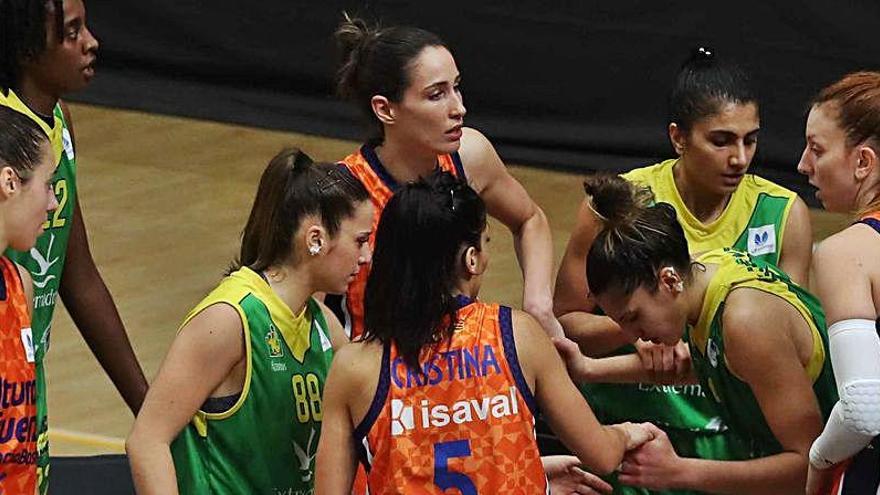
[334,14,446,142]
[363,171,486,371]
[584,174,691,296]
[668,46,757,132]
[230,148,369,274]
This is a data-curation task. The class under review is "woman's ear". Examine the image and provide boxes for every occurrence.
[304,223,327,256]
[0,167,18,199]
[669,123,687,156]
[463,246,482,276]
[659,266,684,294]
[371,95,395,126]
[855,145,878,181]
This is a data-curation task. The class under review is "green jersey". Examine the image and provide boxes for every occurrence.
[171,267,334,494]
[689,249,838,458]
[1,90,78,494]
[583,161,798,428]
[582,161,797,494]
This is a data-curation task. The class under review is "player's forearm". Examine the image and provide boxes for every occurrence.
[60,265,147,413]
[677,453,807,495]
[572,354,650,384]
[513,207,561,338]
[126,435,180,495]
[559,311,632,356]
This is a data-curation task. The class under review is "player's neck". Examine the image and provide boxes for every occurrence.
[673,160,731,224]
[452,278,480,300]
[375,137,438,184]
[15,76,59,117]
[685,263,716,326]
[262,265,311,316]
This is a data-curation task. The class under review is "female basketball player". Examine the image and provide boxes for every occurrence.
[1,1,147,491]
[552,48,813,494]
[556,175,837,494]
[126,149,373,494]
[797,72,880,495]
[315,172,652,495]
[331,16,561,339]
[0,106,58,494]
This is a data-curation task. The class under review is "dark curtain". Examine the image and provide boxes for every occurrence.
[73,1,880,188]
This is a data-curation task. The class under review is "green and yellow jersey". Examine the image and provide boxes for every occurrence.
[623,159,796,264]
[689,248,837,458]
[171,267,333,494]
[583,159,798,494]
[1,89,78,494]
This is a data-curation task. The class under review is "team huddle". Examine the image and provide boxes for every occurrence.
[2,1,880,495]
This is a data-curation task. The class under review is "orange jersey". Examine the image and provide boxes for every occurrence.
[0,256,37,493]
[355,297,547,495]
[334,144,465,340]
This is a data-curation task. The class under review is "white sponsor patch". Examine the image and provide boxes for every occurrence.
[315,321,332,352]
[707,338,719,368]
[747,224,776,256]
[391,387,521,436]
[21,327,35,363]
[62,127,75,161]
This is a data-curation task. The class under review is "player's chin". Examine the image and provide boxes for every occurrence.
[434,137,462,155]
[9,233,39,252]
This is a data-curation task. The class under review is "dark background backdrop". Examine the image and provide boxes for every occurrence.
[71,0,880,193]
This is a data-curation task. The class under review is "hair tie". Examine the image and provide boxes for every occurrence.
[585,195,608,223]
[692,46,715,63]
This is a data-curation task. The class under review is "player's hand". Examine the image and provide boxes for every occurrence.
[553,336,593,382]
[613,422,655,451]
[543,455,613,495]
[618,423,684,491]
[634,339,691,384]
[806,463,838,495]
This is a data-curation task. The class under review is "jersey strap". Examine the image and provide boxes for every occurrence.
[857,211,880,234]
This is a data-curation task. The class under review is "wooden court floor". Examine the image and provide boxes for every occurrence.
[46,103,850,456]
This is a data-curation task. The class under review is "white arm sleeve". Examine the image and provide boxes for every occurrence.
[809,318,880,469]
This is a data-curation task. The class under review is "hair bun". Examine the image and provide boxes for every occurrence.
[582,174,654,229]
[335,13,372,54]
[334,13,377,100]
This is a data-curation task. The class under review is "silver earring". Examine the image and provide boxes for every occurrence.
[674,281,684,292]
[309,244,321,256]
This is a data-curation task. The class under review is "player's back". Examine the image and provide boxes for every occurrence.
[355,297,548,494]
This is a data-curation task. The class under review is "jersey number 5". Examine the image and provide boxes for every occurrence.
[434,440,477,494]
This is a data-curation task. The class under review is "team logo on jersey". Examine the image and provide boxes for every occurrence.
[391,399,416,436]
[704,416,728,432]
[707,338,719,368]
[292,427,318,482]
[30,233,60,290]
[62,127,74,162]
[747,224,776,256]
[265,324,283,358]
[390,386,521,436]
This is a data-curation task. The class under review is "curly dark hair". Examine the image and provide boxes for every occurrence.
[1,0,64,92]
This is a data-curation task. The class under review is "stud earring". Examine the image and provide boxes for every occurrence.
[674,281,684,292]
[309,244,321,256]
